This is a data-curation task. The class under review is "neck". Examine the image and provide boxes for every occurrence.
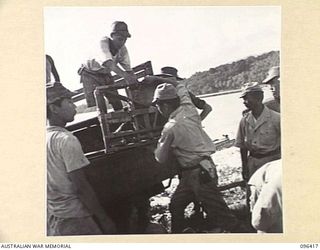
[48,116,66,128]
[251,104,264,119]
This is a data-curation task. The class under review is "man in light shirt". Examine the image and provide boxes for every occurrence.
[153,82,242,233]
[79,21,138,109]
[235,82,281,181]
[46,82,116,235]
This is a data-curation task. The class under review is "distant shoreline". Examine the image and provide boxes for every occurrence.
[197,89,242,98]
[197,85,270,98]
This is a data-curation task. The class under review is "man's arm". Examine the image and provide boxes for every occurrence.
[46,55,60,82]
[235,118,249,181]
[49,59,60,82]
[144,75,178,86]
[103,59,138,85]
[154,128,174,163]
[240,147,249,181]
[199,103,212,121]
[68,168,116,234]
[188,92,212,121]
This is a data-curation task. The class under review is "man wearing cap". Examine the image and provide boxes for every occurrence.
[46,82,116,235]
[79,21,137,109]
[262,66,280,113]
[235,82,281,182]
[153,82,242,233]
[100,21,137,83]
[145,66,213,121]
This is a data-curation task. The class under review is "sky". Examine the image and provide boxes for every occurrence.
[44,6,281,91]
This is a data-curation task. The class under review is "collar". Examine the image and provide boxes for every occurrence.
[47,125,67,132]
[247,105,272,131]
[169,106,183,120]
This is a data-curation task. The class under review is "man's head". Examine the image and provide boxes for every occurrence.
[110,21,131,50]
[155,66,184,81]
[263,66,280,101]
[46,82,76,124]
[240,82,264,111]
[152,83,180,118]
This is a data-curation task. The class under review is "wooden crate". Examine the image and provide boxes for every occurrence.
[72,61,164,154]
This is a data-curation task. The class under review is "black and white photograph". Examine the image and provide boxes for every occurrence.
[45,6,282,236]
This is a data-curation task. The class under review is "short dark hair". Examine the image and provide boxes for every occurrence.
[46,98,64,119]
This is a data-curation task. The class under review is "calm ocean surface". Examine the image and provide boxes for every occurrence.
[201,88,273,140]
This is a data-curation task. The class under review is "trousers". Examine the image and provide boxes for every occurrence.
[247,153,281,178]
[81,70,123,110]
[169,165,238,233]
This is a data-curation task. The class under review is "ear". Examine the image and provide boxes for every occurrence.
[48,103,59,114]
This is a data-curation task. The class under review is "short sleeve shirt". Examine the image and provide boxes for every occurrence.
[47,126,91,218]
[235,106,281,155]
[154,84,216,168]
[100,37,132,71]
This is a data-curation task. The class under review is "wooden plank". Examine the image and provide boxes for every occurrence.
[107,139,158,154]
[218,180,246,191]
[113,61,153,82]
[73,93,85,102]
[67,117,99,131]
[109,127,162,139]
[72,61,153,102]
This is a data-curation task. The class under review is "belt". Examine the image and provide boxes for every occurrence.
[179,156,212,172]
[180,164,201,172]
[249,149,281,159]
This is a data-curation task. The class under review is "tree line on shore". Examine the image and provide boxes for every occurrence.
[184,50,280,95]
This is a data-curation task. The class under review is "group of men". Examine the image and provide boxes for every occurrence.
[151,65,282,234]
[46,20,282,235]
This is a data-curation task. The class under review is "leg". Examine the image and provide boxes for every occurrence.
[198,181,239,232]
[105,199,133,234]
[130,192,151,233]
[169,181,195,233]
[104,89,123,111]
[82,74,98,108]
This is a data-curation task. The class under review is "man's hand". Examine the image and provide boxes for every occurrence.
[144,75,178,86]
[125,71,139,85]
[144,75,159,83]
